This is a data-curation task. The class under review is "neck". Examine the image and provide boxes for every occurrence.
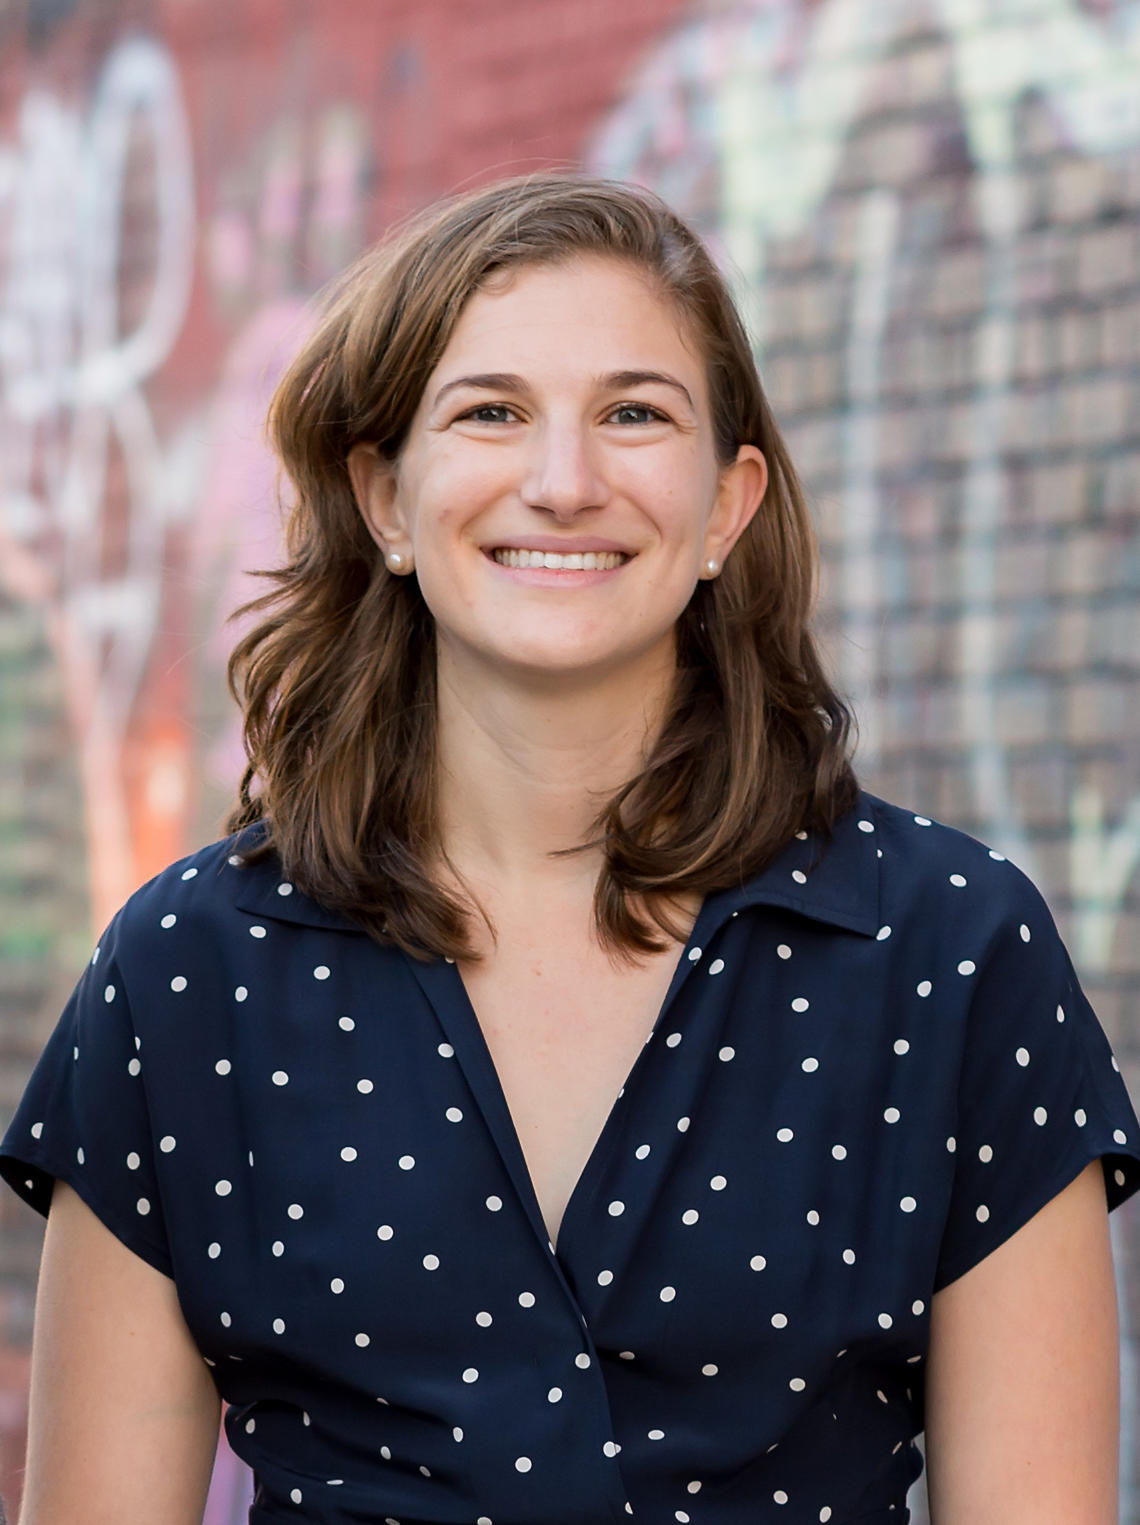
[434,640,677,894]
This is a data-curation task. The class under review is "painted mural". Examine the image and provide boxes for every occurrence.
[0,0,1138,1517]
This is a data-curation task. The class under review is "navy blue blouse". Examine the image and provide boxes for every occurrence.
[4,792,1140,1525]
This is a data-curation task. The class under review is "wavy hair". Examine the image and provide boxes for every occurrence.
[226,172,857,959]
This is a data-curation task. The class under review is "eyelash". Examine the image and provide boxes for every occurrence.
[456,402,669,426]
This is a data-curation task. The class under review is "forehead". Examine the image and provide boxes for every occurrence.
[429,256,707,390]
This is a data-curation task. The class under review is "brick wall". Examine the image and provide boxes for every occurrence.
[2,0,1139,1517]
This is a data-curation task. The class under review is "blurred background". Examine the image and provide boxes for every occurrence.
[0,0,1138,1518]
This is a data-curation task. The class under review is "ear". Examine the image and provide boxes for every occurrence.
[703,445,768,568]
[346,443,413,563]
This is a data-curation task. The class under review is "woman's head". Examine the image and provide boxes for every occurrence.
[228,172,856,958]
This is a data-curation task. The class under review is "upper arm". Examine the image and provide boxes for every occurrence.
[924,1159,1120,1525]
[19,1182,220,1525]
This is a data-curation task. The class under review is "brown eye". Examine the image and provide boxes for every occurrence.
[609,403,666,425]
[459,404,516,424]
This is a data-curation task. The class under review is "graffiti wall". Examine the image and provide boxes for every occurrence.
[0,0,1137,1517]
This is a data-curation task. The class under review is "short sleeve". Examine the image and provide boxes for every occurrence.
[0,908,172,1276]
[933,869,1140,1291]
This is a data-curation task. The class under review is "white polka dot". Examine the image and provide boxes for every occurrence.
[275,881,293,896]
[357,1079,374,1094]
[677,1116,690,1132]
[893,1039,909,1055]
[635,1143,651,1160]
[1114,1129,1128,1145]
[519,1292,537,1308]
[842,1248,856,1264]
[978,1143,993,1163]
[806,1209,820,1225]
[791,997,810,1013]
[215,1180,232,1197]
[718,1045,735,1062]
[1115,1169,1126,1188]
[181,867,198,880]
[878,1313,893,1329]
[687,1482,702,1495]
[313,965,330,981]
[1033,1106,1047,1125]
[665,1032,682,1048]
[774,1491,789,1505]
[170,975,188,993]
[776,1127,794,1142]
[249,925,266,938]
[792,870,807,885]
[398,1155,415,1170]
[603,1441,619,1458]
[339,1016,356,1031]
[1056,1005,1065,1023]
[272,1070,289,1086]
[884,1107,900,1124]
[914,815,931,827]
[445,1106,463,1122]
[290,1489,302,1505]
[244,1417,255,1433]
[687,946,702,962]
[485,1195,503,1211]
[946,1136,957,1152]
[159,1135,176,1153]
[272,1240,284,1256]
[1015,1047,1030,1067]
[916,980,932,998]
[220,1311,231,1327]
[104,984,116,1003]
[515,1456,532,1473]
[820,1510,833,1522]
[422,1254,440,1270]
[574,1351,590,1367]
[976,1204,990,1223]
[376,1224,393,1240]
[676,1514,690,1523]
[126,1151,140,1170]
[30,1121,43,1140]
[771,1313,788,1329]
[709,1174,727,1191]
[858,819,875,833]
[1075,1108,1087,1127]
[876,925,892,941]
[136,1197,150,1215]
[958,960,976,976]
[832,1144,847,1160]
[272,1317,285,1334]
[708,958,725,976]
[215,1059,232,1077]
[608,1200,625,1216]
[648,1427,665,1440]
[597,1270,614,1286]
[789,1376,806,1391]
[802,1056,819,1072]
[547,1386,562,1402]
[899,1196,916,1213]
[912,1299,925,1315]
[659,1285,676,1302]
[1019,924,1031,942]
[701,1363,719,1376]
[127,1057,141,1076]
[287,1203,303,1219]
[1113,1056,1121,1072]
[355,1333,371,1348]
[949,874,967,888]
[777,943,792,959]
[227,855,243,868]
[340,1146,358,1162]
[160,913,177,929]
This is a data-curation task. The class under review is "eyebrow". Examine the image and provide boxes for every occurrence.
[431,369,695,411]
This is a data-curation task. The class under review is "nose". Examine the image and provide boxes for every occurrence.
[519,419,609,519]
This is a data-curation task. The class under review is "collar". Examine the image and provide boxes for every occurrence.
[230,792,883,941]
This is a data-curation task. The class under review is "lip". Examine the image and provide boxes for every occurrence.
[482,537,634,556]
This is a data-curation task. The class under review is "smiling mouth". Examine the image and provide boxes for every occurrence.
[490,549,629,570]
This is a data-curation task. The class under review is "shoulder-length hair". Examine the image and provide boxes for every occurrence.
[226,171,857,959]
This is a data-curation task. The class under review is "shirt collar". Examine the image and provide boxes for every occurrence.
[230,793,882,941]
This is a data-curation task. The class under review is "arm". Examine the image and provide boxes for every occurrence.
[924,1159,1120,1525]
[19,1182,221,1525]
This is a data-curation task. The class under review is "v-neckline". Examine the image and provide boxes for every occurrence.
[403,893,728,1260]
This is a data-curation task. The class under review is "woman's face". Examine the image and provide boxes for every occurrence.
[348,256,767,690]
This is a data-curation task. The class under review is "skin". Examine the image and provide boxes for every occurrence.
[18,256,1121,1522]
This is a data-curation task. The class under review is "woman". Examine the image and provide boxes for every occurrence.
[3,173,1139,1525]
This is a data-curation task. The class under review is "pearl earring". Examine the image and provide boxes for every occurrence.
[703,557,720,578]
[386,550,406,573]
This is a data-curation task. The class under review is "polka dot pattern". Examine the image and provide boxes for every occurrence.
[1,802,1137,1525]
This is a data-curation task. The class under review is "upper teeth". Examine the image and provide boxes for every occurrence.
[492,549,626,570]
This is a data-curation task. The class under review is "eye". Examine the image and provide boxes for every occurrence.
[456,403,518,424]
[608,402,668,426]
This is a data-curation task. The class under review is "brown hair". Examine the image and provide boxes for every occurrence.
[226,171,857,959]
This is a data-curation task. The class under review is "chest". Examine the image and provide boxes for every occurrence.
[458,925,686,1247]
